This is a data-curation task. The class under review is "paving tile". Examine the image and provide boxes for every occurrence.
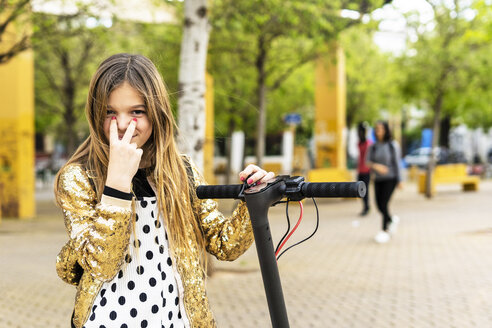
[2,182,492,327]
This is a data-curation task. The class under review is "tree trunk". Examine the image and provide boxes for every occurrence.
[255,36,267,167]
[401,107,407,157]
[65,106,76,156]
[61,50,77,156]
[225,114,236,184]
[177,0,211,171]
[439,115,451,148]
[425,91,443,198]
[346,113,354,130]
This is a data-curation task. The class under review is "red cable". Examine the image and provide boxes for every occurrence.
[275,201,303,259]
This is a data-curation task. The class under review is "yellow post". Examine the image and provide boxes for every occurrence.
[0,49,35,219]
[203,72,215,184]
[309,44,350,182]
[0,8,35,220]
[314,44,346,169]
[389,115,402,148]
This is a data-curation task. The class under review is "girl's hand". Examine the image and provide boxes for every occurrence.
[372,163,389,175]
[239,164,275,185]
[105,117,143,192]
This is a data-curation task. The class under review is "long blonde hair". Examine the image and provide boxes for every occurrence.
[54,53,205,261]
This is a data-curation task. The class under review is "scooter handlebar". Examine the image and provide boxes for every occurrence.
[301,181,366,198]
[196,184,243,199]
[196,180,366,200]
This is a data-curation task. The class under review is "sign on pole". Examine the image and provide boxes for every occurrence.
[284,113,301,126]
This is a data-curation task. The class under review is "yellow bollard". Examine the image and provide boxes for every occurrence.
[310,43,350,182]
[0,51,35,219]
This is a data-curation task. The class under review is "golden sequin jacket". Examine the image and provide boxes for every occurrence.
[56,162,253,328]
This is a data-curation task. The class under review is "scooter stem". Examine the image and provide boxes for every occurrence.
[244,179,290,328]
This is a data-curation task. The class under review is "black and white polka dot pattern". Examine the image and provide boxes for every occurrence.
[83,197,187,328]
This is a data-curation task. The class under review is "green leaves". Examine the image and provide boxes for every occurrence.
[32,8,183,153]
[401,0,492,128]
[341,25,402,127]
[209,0,389,139]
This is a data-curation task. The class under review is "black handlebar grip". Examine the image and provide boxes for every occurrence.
[301,181,366,198]
[196,184,243,199]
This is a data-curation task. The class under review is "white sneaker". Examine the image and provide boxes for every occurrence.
[388,215,400,234]
[374,231,391,244]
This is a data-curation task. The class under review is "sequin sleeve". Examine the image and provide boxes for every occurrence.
[187,158,254,261]
[56,164,132,282]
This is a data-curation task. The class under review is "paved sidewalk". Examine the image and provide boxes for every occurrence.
[1,181,492,327]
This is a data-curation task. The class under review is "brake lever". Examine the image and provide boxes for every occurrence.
[238,173,259,199]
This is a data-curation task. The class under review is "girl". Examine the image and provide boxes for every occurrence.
[54,53,274,328]
[367,121,402,244]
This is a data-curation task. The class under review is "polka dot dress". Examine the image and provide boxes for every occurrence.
[83,197,187,328]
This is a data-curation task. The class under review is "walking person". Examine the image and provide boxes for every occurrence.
[54,53,274,328]
[357,122,371,216]
[367,121,402,243]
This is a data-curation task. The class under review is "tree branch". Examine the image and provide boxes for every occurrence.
[0,34,30,64]
[35,95,63,115]
[39,66,64,99]
[74,37,94,80]
[269,50,319,91]
[0,0,30,37]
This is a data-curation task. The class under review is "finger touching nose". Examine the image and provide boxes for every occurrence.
[116,116,134,130]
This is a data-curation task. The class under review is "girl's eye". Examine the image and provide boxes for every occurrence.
[106,110,115,116]
[132,110,146,115]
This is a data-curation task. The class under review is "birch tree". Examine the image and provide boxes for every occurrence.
[177,0,210,170]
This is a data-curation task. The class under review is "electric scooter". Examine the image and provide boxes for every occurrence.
[197,175,366,328]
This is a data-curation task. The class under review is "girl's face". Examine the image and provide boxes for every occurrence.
[103,82,153,149]
[375,123,385,141]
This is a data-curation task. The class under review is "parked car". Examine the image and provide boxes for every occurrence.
[446,151,467,164]
[403,147,445,168]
